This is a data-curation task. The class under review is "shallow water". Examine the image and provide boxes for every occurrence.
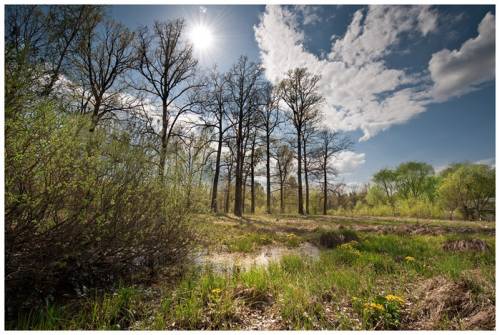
[193,242,320,273]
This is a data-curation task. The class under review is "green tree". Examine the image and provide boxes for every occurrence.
[438,164,495,220]
[395,161,435,200]
[372,168,398,214]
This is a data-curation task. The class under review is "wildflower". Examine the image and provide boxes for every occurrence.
[404,256,415,262]
[363,302,385,312]
[385,294,404,304]
[211,288,222,295]
[339,241,361,256]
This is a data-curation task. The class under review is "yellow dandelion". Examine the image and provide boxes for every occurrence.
[363,302,385,312]
[385,294,404,304]
[211,288,222,295]
[405,256,415,262]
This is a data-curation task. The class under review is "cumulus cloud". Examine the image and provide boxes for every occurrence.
[429,12,495,101]
[254,6,495,142]
[329,5,437,66]
[331,151,366,174]
[255,5,435,141]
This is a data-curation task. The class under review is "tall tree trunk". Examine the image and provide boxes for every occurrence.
[210,122,223,212]
[233,109,243,217]
[280,179,285,214]
[250,134,256,214]
[303,141,310,215]
[225,164,232,213]
[265,133,271,214]
[297,131,304,215]
[323,160,328,215]
[242,170,248,214]
[159,101,168,182]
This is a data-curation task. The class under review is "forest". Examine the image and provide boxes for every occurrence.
[4,5,496,330]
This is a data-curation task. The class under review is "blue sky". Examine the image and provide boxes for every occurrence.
[109,5,495,186]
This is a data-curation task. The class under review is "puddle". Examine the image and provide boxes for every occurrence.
[193,242,320,273]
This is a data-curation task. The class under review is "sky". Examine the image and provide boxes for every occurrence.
[109,4,495,186]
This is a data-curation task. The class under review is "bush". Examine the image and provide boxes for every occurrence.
[5,100,195,318]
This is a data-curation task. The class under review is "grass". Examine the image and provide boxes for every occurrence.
[10,214,495,330]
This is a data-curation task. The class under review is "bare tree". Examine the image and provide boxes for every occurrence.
[134,19,200,181]
[279,68,323,215]
[302,110,321,215]
[5,5,101,97]
[223,138,236,214]
[249,130,264,214]
[273,143,294,214]
[226,56,262,217]
[199,69,230,213]
[257,82,282,214]
[72,18,136,132]
[314,129,352,215]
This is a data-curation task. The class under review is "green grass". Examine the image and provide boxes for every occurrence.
[10,215,495,330]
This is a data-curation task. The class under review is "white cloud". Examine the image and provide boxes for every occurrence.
[329,6,437,66]
[429,12,495,101]
[331,151,366,174]
[293,5,322,25]
[254,6,494,142]
[255,5,435,141]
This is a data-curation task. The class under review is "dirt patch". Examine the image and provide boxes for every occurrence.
[443,239,489,252]
[404,273,495,330]
[233,285,274,310]
[238,304,284,330]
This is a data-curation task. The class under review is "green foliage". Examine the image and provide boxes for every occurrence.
[354,294,404,329]
[365,185,386,206]
[438,163,495,220]
[5,96,195,316]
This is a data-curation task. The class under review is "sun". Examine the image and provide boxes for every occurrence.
[189,23,214,51]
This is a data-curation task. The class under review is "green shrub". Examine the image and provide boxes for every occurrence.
[5,100,195,318]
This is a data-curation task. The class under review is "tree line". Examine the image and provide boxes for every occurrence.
[6,5,354,217]
[330,161,495,221]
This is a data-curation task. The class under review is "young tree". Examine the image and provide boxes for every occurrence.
[438,164,495,220]
[226,56,262,217]
[395,161,435,200]
[279,67,323,215]
[315,129,352,215]
[372,168,399,214]
[134,19,200,181]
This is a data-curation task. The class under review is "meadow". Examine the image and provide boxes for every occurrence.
[12,214,495,330]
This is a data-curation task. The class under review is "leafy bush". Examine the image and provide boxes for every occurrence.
[5,100,195,317]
